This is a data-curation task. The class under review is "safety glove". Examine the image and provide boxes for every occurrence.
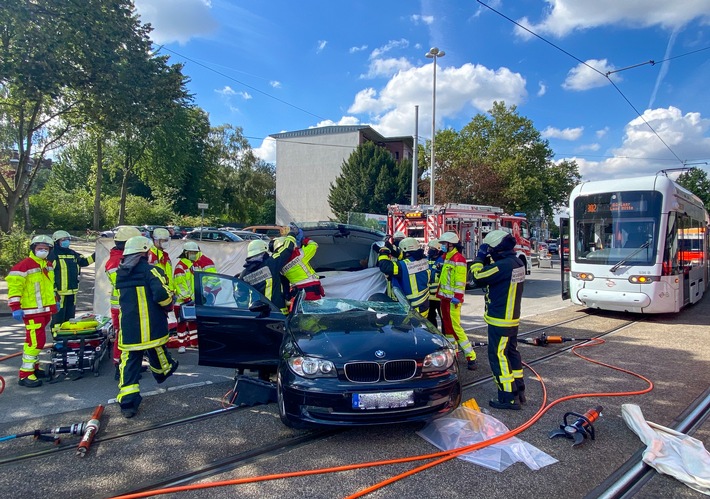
[12,310,24,322]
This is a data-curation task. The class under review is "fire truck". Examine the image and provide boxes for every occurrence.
[387,204,534,283]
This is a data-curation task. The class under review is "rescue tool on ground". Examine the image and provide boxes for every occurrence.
[0,420,88,444]
[549,405,603,447]
[520,332,592,346]
[76,404,104,457]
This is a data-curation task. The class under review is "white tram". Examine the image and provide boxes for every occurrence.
[566,175,709,313]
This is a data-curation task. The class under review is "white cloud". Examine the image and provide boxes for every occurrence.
[349,45,368,54]
[596,126,609,138]
[135,0,218,45]
[562,106,710,181]
[237,91,251,100]
[316,40,327,53]
[411,14,434,25]
[370,39,409,59]
[216,86,235,96]
[253,136,276,164]
[576,143,601,152]
[515,1,710,38]
[541,126,584,140]
[562,59,621,91]
[348,62,527,138]
[360,57,413,79]
[270,81,281,89]
[314,117,362,128]
[537,82,546,97]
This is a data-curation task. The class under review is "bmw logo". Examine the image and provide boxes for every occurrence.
[375,350,386,358]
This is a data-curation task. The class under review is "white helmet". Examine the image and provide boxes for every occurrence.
[152,228,170,240]
[393,231,405,240]
[271,236,287,252]
[31,235,54,247]
[123,236,153,256]
[398,237,420,253]
[115,226,142,242]
[52,230,71,242]
[247,239,269,258]
[427,239,441,250]
[183,241,200,252]
[439,231,460,244]
[483,229,511,248]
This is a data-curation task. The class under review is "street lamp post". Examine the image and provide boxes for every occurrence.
[425,47,444,206]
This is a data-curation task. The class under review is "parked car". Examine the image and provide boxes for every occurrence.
[547,241,559,254]
[242,225,289,239]
[100,225,149,238]
[188,276,461,428]
[229,230,270,241]
[184,229,243,242]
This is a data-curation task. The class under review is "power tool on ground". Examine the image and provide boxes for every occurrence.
[521,332,592,346]
[549,406,603,447]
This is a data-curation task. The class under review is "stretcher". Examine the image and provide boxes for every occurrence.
[48,313,112,379]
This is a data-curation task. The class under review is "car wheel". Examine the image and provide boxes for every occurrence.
[277,375,308,430]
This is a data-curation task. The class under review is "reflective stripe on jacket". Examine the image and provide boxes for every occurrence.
[6,253,57,315]
[50,246,94,296]
[428,255,443,301]
[470,251,525,327]
[173,253,217,304]
[105,247,124,309]
[148,247,173,290]
[379,252,430,307]
[239,235,296,310]
[116,259,173,350]
[436,249,467,302]
[282,239,320,288]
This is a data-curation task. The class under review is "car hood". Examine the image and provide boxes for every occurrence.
[288,311,450,360]
[300,223,385,271]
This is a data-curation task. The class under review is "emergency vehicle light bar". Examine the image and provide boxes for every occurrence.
[444,203,503,213]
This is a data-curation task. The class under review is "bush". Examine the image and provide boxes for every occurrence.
[102,195,176,227]
[30,189,99,231]
[0,229,30,276]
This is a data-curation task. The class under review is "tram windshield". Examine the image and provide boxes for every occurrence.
[573,191,661,266]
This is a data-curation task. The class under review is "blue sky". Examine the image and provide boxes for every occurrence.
[135,0,710,182]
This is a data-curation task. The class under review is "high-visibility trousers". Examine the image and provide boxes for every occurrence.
[440,298,475,361]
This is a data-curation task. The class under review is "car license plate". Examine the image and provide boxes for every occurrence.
[352,390,415,410]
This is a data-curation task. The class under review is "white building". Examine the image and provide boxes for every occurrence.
[270,126,413,225]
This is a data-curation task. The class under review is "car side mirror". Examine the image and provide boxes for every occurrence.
[249,300,272,318]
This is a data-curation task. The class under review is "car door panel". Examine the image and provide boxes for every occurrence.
[194,272,286,369]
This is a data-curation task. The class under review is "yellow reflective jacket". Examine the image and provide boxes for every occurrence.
[6,253,57,315]
[282,240,320,288]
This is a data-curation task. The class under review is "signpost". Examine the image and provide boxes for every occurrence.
[197,203,208,241]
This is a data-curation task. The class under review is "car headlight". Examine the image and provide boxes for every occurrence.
[422,349,455,373]
[288,356,337,378]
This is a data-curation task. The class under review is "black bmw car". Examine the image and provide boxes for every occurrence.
[190,271,461,428]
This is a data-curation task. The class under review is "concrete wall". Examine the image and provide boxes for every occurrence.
[275,130,361,225]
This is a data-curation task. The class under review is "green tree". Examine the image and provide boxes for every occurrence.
[427,102,581,217]
[677,167,710,211]
[328,142,411,222]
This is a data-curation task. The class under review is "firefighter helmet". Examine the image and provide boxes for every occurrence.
[398,237,420,253]
[115,226,142,242]
[152,228,170,241]
[52,230,71,242]
[123,236,153,256]
[30,235,54,247]
[271,236,287,252]
[393,231,405,240]
[247,239,269,258]
[438,231,460,244]
[483,229,513,249]
[427,239,441,250]
[183,241,200,252]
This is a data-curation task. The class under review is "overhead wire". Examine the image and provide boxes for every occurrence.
[475,0,687,166]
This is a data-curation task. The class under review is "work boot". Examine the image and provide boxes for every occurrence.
[121,407,138,419]
[155,360,179,384]
[489,399,521,411]
[18,375,43,388]
[114,364,120,381]
[35,367,50,380]
[467,359,478,371]
[515,379,527,405]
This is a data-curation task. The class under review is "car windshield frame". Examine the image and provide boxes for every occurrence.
[296,297,409,316]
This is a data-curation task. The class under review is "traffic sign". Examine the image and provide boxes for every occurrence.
[197,203,209,210]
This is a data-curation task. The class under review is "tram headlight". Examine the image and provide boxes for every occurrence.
[628,275,659,284]
[571,272,594,281]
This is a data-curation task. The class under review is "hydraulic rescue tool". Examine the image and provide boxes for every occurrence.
[521,332,592,346]
[549,406,603,447]
[76,404,104,457]
[0,421,88,444]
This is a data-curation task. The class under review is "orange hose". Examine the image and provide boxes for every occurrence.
[110,337,653,499]
[0,352,22,362]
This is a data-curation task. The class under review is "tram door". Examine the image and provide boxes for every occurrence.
[560,217,570,300]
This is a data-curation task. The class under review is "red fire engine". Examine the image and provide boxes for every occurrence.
[387,203,533,276]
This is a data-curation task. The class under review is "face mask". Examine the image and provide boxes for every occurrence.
[155,239,169,250]
[35,249,49,259]
[440,244,447,253]
[60,240,70,249]
[187,253,198,262]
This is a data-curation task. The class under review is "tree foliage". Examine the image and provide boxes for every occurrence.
[426,102,581,218]
[677,167,710,211]
[328,142,412,222]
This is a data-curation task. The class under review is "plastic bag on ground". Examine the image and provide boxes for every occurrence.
[417,406,558,472]
[621,404,710,495]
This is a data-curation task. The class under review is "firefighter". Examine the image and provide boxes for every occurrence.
[6,235,58,387]
[436,231,478,370]
[377,237,431,316]
[173,241,217,352]
[379,231,406,299]
[427,239,445,329]
[281,229,324,302]
[470,229,526,410]
[148,228,174,290]
[238,231,297,314]
[49,230,95,330]
[105,226,142,380]
[115,236,178,418]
